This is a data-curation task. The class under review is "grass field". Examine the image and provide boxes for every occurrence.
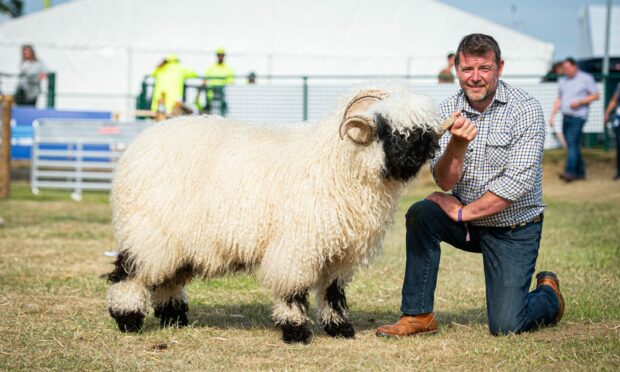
[0,149,619,370]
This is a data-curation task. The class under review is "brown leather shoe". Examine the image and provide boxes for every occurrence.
[376,312,437,337]
[536,271,564,324]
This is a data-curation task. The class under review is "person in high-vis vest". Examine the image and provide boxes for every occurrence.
[150,53,198,114]
[204,48,234,115]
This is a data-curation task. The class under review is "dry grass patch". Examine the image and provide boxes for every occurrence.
[0,149,619,370]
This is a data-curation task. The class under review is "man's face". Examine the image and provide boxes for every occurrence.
[456,51,504,106]
[217,53,225,64]
[22,47,33,60]
[562,61,578,78]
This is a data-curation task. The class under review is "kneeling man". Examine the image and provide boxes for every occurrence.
[377,33,564,337]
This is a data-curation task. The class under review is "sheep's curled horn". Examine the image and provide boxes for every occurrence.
[338,89,457,144]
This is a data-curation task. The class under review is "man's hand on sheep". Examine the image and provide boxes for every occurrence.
[425,192,463,222]
[449,111,478,144]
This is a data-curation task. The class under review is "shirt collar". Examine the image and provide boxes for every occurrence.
[457,80,508,115]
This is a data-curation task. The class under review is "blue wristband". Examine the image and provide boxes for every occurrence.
[458,207,463,222]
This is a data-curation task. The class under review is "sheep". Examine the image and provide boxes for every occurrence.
[106,86,448,344]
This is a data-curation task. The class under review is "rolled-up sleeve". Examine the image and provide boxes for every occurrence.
[488,98,545,201]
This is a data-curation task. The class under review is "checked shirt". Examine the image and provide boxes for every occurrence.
[430,80,546,227]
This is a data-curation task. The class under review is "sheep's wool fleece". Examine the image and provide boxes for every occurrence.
[110,87,440,296]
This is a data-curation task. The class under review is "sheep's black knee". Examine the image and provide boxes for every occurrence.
[107,251,135,283]
[280,322,313,344]
[154,300,189,328]
[109,309,144,333]
[323,280,355,338]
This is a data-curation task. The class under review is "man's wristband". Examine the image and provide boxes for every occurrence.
[457,207,463,222]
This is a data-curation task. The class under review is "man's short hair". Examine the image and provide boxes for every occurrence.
[563,57,578,66]
[447,53,455,59]
[455,33,501,68]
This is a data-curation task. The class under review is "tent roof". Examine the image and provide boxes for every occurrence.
[0,0,553,75]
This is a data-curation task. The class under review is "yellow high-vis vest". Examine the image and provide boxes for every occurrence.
[151,61,198,113]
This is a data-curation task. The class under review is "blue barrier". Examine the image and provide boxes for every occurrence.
[10,108,111,160]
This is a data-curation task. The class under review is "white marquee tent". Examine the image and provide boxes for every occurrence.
[0,0,554,111]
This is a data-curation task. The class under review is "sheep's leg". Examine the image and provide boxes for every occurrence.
[152,282,189,328]
[107,278,150,332]
[318,278,355,338]
[273,292,313,344]
[106,252,150,332]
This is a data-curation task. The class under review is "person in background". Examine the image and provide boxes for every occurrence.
[543,61,567,148]
[204,48,235,114]
[150,53,198,114]
[376,33,563,338]
[604,81,620,180]
[15,44,47,106]
[247,72,257,84]
[549,58,600,182]
[542,61,564,82]
[437,53,455,84]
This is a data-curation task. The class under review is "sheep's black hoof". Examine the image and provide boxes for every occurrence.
[154,300,189,328]
[109,309,144,333]
[324,321,355,338]
[280,322,313,344]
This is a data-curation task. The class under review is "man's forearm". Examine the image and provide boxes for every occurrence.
[550,97,560,118]
[581,93,600,106]
[605,96,618,117]
[434,139,469,191]
[460,191,512,222]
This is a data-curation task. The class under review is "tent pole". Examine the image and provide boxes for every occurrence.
[127,47,134,115]
[602,0,612,78]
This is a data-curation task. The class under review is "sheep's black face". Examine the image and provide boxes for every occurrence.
[375,113,439,182]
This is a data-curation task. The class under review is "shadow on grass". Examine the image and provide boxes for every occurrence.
[140,302,488,332]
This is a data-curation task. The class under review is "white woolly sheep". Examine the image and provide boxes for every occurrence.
[106,87,446,344]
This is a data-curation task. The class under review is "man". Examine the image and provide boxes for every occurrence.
[376,34,564,337]
[438,53,455,84]
[549,58,599,182]
[204,48,235,115]
[603,81,620,180]
[150,53,197,114]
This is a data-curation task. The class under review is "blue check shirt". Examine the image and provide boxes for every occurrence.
[430,80,546,227]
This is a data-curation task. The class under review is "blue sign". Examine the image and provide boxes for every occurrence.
[10,107,111,160]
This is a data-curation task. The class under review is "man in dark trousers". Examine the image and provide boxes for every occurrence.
[376,34,564,337]
[549,58,599,182]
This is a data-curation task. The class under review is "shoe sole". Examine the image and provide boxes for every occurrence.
[375,329,438,338]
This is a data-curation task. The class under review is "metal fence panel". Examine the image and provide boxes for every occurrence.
[221,78,606,150]
[31,119,151,200]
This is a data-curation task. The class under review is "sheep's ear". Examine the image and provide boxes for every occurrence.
[339,115,376,145]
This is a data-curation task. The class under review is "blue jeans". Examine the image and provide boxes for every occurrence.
[562,115,586,178]
[401,200,559,335]
[614,125,620,177]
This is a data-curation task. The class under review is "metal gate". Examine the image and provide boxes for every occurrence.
[31,119,150,200]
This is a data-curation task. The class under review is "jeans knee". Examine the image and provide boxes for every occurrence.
[488,316,524,336]
[406,199,439,225]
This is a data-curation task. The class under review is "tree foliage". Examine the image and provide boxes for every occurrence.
[0,0,23,18]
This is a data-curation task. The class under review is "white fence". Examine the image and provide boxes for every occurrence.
[30,119,151,200]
